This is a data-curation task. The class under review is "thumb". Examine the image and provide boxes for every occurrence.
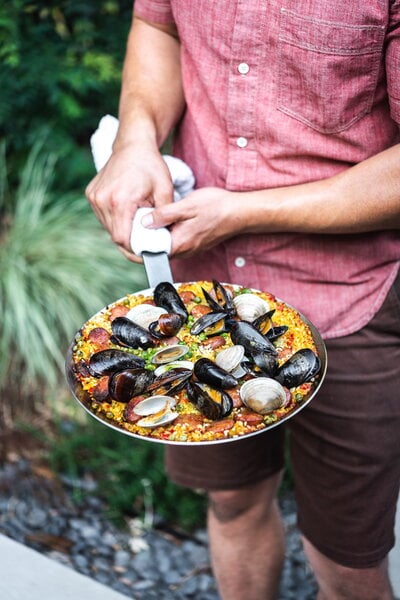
[141,202,181,229]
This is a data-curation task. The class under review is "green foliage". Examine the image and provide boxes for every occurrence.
[0,138,146,392]
[0,1,134,186]
[48,415,207,531]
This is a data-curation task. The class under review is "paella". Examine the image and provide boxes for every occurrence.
[68,280,325,444]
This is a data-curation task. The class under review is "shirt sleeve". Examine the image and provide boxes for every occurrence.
[386,0,400,124]
[134,0,175,24]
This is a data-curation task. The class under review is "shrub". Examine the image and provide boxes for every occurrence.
[0,139,146,424]
[0,1,134,187]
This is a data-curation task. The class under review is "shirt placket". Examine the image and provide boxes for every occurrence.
[225,0,266,191]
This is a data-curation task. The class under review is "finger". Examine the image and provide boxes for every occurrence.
[117,244,144,264]
[142,200,191,229]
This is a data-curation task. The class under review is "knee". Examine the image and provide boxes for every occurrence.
[208,476,281,524]
[209,489,253,523]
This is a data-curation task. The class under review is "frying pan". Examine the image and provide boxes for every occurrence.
[65,138,327,444]
[65,277,327,445]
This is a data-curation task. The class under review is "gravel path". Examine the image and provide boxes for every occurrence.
[0,459,317,599]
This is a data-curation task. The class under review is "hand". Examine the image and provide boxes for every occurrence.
[142,187,244,258]
[85,143,174,262]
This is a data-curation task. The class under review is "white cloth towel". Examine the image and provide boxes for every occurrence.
[90,114,195,200]
[90,115,195,254]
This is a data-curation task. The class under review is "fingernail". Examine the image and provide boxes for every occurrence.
[141,213,154,228]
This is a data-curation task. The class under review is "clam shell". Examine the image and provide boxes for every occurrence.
[151,344,189,365]
[233,294,270,322]
[154,360,194,377]
[126,304,165,330]
[133,395,177,416]
[215,345,245,374]
[136,407,179,428]
[239,377,286,414]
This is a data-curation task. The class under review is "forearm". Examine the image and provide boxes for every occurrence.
[113,16,185,152]
[240,143,400,235]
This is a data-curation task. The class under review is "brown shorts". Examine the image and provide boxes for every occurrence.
[165,272,400,568]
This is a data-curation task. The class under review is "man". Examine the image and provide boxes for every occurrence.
[86,2,400,598]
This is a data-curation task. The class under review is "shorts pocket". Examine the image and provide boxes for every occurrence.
[277,8,385,133]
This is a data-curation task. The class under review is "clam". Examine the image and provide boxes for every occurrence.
[154,360,194,377]
[233,293,270,322]
[239,377,288,414]
[151,344,189,365]
[133,395,178,428]
[133,395,177,415]
[125,304,165,330]
[215,345,247,378]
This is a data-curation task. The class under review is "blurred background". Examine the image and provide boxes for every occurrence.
[0,0,208,534]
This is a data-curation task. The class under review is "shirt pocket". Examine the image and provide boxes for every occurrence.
[277,8,385,134]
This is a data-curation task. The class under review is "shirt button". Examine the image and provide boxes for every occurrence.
[237,62,250,75]
[236,136,248,148]
[234,256,246,268]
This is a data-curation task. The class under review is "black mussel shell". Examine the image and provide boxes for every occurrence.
[88,349,145,377]
[109,368,154,403]
[194,358,238,389]
[111,317,156,349]
[187,381,233,420]
[190,311,227,336]
[252,309,275,335]
[212,280,236,316]
[227,319,278,357]
[275,348,321,388]
[186,381,222,420]
[153,282,188,323]
[146,367,192,396]
[266,325,289,342]
[148,312,184,339]
[252,310,288,341]
[201,281,236,317]
[252,352,279,377]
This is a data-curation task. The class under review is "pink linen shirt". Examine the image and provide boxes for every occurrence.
[134,0,400,338]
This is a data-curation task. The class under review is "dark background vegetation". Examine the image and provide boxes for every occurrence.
[0,0,208,531]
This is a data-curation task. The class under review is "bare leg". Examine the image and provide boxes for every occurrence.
[207,472,284,600]
[302,536,394,600]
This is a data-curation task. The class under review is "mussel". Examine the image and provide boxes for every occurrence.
[252,309,288,341]
[111,317,155,349]
[88,349,145,377]
[240,377,288,414]
[109,367,154,403]
[202,280,236,317]
[148,312,184,339]
[193,358,238,389]
[153,282,188,323]
[190,311,227,336]
[187,381,233,420]
[275,349,321,388]
[227,319,279,375]
[146,366,192,396]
